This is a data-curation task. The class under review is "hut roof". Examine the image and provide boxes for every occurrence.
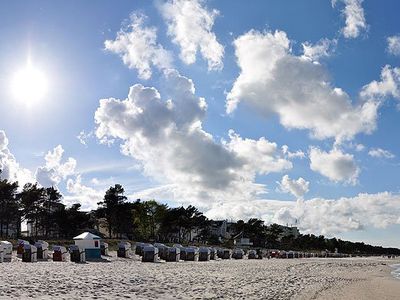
[73,232,101,240]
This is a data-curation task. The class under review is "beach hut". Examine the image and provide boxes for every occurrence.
[221,249,231,259]
[69,245,86,263]
[166,247,180,262]
[22,244,37,262]
[199,247,210,261]
[73,232,101,260]
[287,251,295,259]
[154,243,169,260]
[135,242,148,256]
[279,251,287,259]
[17,239,29,258]
[118,241,132,258]
[248,250,257,259]
[142,245,159,262]
[232,248,244,259]
[53,246,68,262]
[184,247,199,261]
[100,241,109,256]
[209,248,217,260]
[35,240,49,260]
[1,241,12,262]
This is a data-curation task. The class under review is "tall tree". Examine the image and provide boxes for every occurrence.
[97,184,127,238]
[42,187,63,238]
[19,183,46,237]
[0,171,20,237]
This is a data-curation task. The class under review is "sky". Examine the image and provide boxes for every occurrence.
[0,0,400,247]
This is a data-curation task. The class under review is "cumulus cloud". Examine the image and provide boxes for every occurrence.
[309,147,359,184]
[281,145,305,159]
[95,69,291,208]
[186,191,400,237]
[332,0,367,39]
[65,175,104,211]
[302,38,337,61]
[387,35,400,56]
[272,192,400,236]
[35,145,77,187]
[77,130,93,147]
[360,65,400,102]
[226,30,378,143]
[368,148,395,159]
[105,12,173,80]
[158,0,224,70]
[0,130,33,185]
[278,175,310,199]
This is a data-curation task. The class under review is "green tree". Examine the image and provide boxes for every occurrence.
[19,183,46,237]
[97,184,127,238]
[0,172,20,237]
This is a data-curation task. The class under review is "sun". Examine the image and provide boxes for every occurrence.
[11,62,48,104]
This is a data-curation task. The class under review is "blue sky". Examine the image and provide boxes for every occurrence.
[0,0,400,247]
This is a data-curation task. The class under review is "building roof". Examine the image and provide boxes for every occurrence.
[73,232,101,240]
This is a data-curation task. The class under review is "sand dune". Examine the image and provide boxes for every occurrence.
[0,252,398,300]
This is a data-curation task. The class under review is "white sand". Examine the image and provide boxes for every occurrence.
[0,251,399,300]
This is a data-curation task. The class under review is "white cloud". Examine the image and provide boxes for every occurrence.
[105,12,173,80]
[355,143,365,152]
[35,145,77,187]
[333,0,367,39]
[368,148,395,159]
[0,130,33,185]
[278,175,309,199]
[272,192,400,236]
[77,130,93,147]
[158,0,224,70]
[95,69,291,209]
[309,146,359,184]
[65,175,104,211]
[360,65,400,102]
[302,38,337,61]
[226,29,378,143]
[188,191,400,237]
[387,35,400,56]
[281,145,305,159]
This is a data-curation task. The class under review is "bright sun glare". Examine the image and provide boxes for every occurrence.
[11,62,48,104]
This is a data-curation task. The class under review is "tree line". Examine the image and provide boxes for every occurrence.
[1,171,399,255]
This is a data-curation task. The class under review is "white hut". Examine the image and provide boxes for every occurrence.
[118,241,132,258]
[142,245,159,262]
[69,245,85,263]
[22,244,37,262]
[35,240,49,261]
[0,241,12,262]
[199,247,210,261]
[52,246,68,262]
[73,232,101,260]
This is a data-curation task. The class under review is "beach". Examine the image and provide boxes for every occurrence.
[0,253,399,300]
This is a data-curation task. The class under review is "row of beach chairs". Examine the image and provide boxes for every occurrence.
[0,239,104,263]
[117,242,263,262]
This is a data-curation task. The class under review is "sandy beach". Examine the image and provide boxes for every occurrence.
[0,252,399,300]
